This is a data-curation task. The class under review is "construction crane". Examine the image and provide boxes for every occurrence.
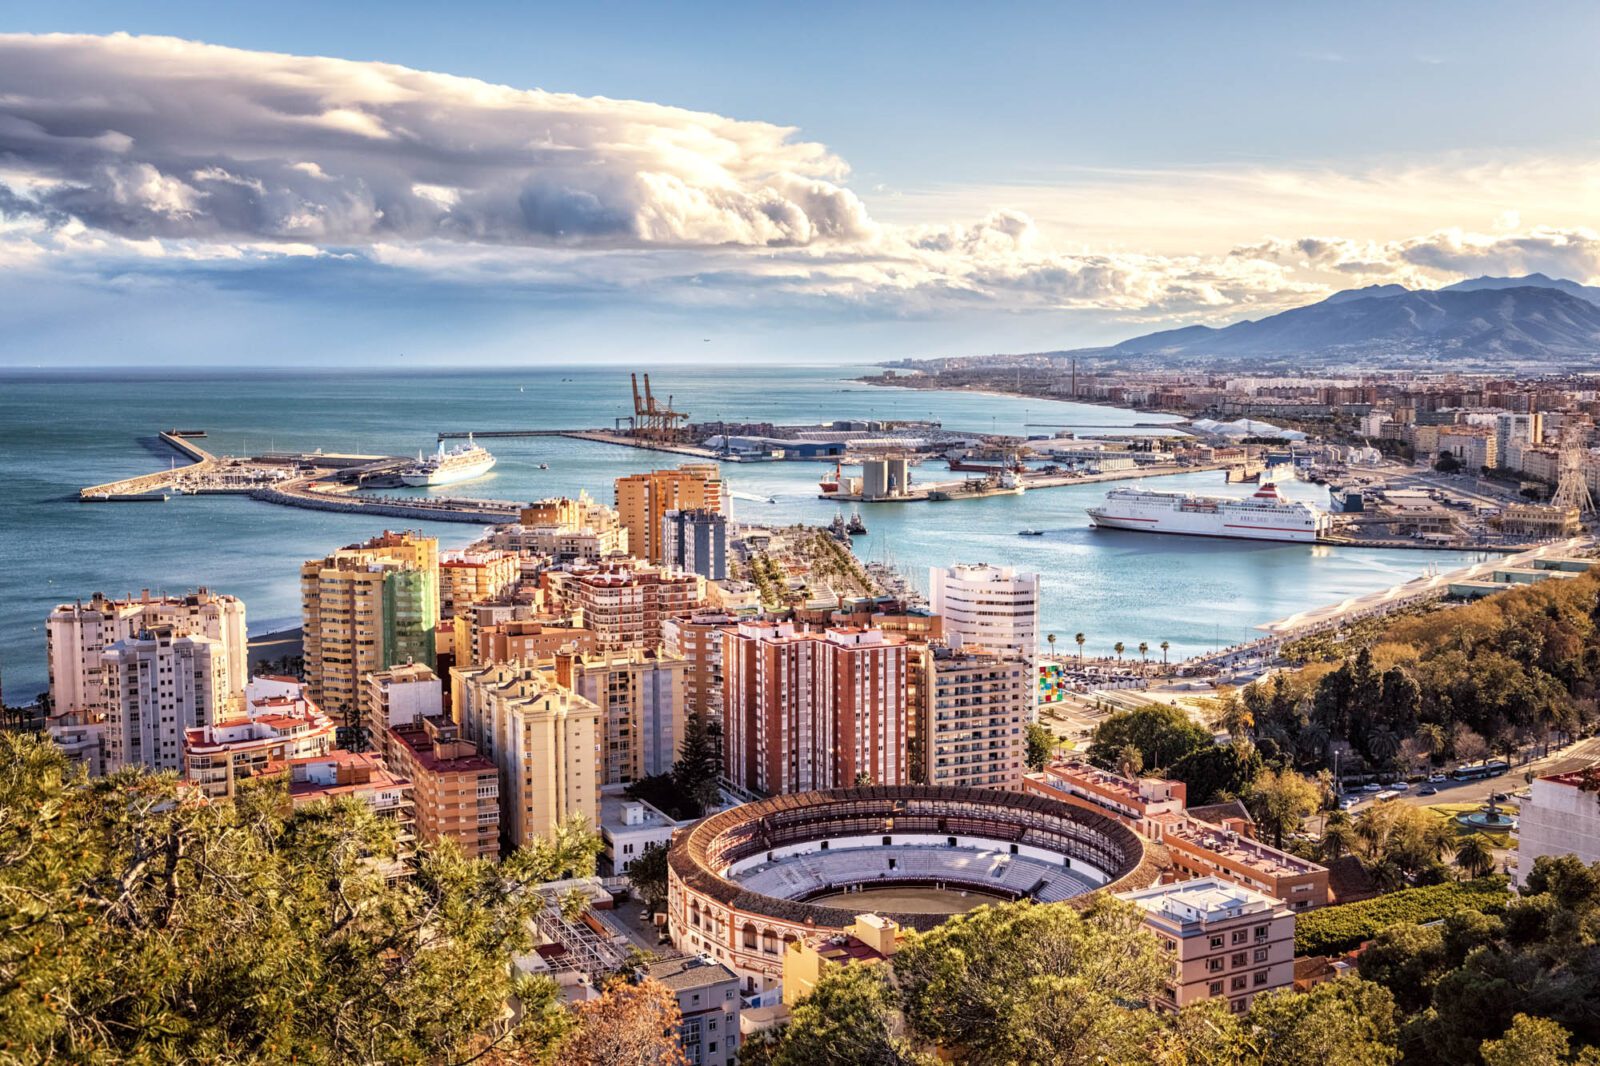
[629,373,689,442]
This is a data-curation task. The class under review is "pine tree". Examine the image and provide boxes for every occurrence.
[671,714,724,816]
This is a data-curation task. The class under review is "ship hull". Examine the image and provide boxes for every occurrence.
[400,456,496,486]
[1087,510,1319,542]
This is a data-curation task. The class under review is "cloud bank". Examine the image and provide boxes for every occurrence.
[0,32,1595,327]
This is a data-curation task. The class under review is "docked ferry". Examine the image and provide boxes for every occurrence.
[399,436,496,487]
[1087,483,1330,543]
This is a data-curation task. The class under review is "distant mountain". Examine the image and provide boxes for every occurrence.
[1442,272,1600,306]
[1102,277,1600,362]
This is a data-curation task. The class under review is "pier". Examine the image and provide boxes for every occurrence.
[80,431,219,500]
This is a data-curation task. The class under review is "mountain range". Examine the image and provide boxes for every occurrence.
[1097,273,1600,364]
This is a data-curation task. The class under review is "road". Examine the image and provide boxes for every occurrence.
[1330,736,1600,818]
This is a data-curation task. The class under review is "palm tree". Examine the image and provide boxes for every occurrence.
[1075,632,1085,665]
[1113,641,1125,663]
[1138,642,1149,670]
[1114,743,1144,779]
[1320,815,1359,862]
[1455,834,1496,879]
[1160,640,1170,667]
[1423,819,1457,862]
[1047,632,1057,660]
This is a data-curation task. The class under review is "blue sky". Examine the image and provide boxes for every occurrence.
[1,2,1597,366]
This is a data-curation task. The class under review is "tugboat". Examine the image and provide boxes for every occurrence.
[829,513,850,540]
[846,510,868,536]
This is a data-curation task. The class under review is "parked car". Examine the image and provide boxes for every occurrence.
[1362,782,1384,792]
[1490,791,1510,803]
[1339,796,1361,810]
[1428,773,1448,783]
[1392,782,1411,791]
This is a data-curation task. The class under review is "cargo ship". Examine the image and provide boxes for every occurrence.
[400,436,496,487]
[1087,483,1329,542]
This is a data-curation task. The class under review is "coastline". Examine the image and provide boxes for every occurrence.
[248,626,304,672]
[853,375,1189,428]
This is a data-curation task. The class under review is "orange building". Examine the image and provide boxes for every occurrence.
[614,465,723,565]
[544,561,704,651]
[663,613,736,726]
[383,717,500,861]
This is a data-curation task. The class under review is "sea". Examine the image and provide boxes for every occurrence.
[0,364,1484,702]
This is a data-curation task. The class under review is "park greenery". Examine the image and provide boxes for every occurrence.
[1294,876,1512,955]
[1241,571,1600,777]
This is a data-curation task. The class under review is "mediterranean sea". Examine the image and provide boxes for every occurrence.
[0,364,1484,700]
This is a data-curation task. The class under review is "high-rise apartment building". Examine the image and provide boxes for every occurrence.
[47,589,248,721]
[615,465,724,565]
[553,648,688,784]
[383,716,501,862]
[287,751,415,879]
[301,531,439,730]
[1494,412,1544,470]
[723,622,907,795]
[456,605,595,670]
[662,508,728,581]
[102,626,231,772]
[544,561,704,651]
[498,492,629,562]
[366,661,445,738]
[917,644,1030,790]
[453,661,601,846]
[1514,767,1600,886]
[664,613,735,727]
[928,563,1040,667]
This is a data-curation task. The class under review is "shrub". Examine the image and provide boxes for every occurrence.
[1294,876,1511,956]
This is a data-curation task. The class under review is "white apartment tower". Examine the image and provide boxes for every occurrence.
[928,564,1040,666]
[102,626,231,772]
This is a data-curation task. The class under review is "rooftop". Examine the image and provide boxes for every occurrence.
[1119,876,1284,926]
[641,955,739,992]
[1162,817,1323,877]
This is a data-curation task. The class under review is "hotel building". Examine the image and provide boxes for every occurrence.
[453,661,601,846]
[300,531,439,729]
[615,465,724,565]
[722,622,908,795]
[928,564,1040,669]
[1118,877,1296,1013]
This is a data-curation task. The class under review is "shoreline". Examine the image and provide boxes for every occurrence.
[853,376,1190,430]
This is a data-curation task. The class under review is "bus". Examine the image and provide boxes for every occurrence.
[1451,760,1511,781]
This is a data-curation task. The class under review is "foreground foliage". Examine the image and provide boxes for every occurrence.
[0,733,596,1064]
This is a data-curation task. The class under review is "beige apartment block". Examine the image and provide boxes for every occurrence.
[102,625,231,773]
[615,465,724,565]
[553,647,688,784]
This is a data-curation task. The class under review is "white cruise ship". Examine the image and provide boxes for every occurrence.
[399,437,496,487]
[1087,483,1330,543]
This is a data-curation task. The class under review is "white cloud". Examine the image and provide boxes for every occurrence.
[0,31,1595,329]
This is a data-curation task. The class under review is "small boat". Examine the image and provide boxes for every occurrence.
[830,513,850,539]
[1018,528,1044,536]
[846,511,868,535]
[537,463,549,470]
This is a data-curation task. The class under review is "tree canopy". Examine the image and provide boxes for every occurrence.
[1086,704,1213,773]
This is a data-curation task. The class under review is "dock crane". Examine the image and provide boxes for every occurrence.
[629,373,690,442]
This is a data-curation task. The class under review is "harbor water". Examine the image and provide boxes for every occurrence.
[0,365,1482,700]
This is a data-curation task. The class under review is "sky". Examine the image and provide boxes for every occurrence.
[1,1,1598,367]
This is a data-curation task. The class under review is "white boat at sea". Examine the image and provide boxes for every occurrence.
[399,436,496,487]
[1087,482,1330,543]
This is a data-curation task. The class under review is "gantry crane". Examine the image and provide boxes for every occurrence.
[629,373,689,442]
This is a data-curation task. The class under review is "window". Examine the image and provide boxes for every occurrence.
[1231,952,1247,968]
[1253,947,1269,963]
[1209,981,1224,996]
[1254,971,1269,987]
[1207,958,1224,973]
[1230,976,1247,992]
[1231,930,1248,945]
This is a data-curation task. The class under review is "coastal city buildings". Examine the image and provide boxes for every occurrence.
[781,914,903,1008]
[287,750,415,878]
[553,647,688,784]
[47,589,248,721]
[599,788,687,875]
[496,492,629,562]
[916,644,1030,789]
[1118,877,1296,1012]
[438,548,518,619]
[182,676,335,799]
[458,607,594,670]
[365,661,445,741]
[453,661,601,846]
[544,560,704,651]
[722,621,908,795]
[300,531,440,729]
[615,464,724,565]
[1513,768,1600,886]
[928,564,1040,669]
